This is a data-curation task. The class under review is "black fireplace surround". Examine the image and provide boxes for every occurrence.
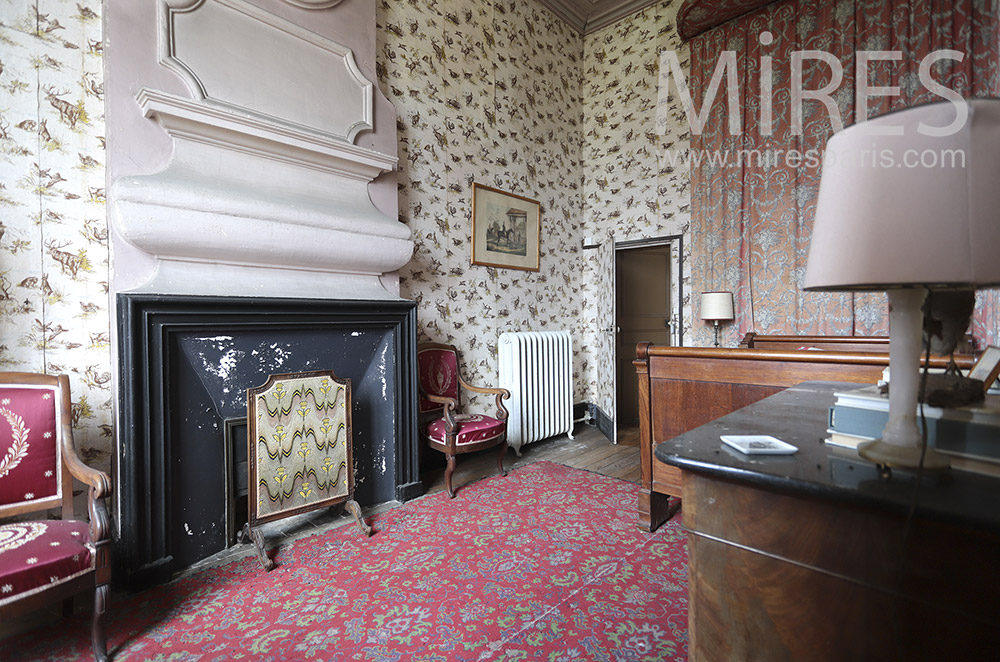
[116,294,420,588]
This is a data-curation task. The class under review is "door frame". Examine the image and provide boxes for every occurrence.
[611,234,685,439]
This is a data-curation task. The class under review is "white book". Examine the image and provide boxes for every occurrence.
[833,385,1000,427]
[824,429,876,450]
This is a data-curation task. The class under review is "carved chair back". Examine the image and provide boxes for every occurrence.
[417,343,462,415]
[0,374,74,519]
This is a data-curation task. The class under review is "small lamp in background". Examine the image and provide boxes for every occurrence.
[804,99,1000,472]
[700,291,734,347]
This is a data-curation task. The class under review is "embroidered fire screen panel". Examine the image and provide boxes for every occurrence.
[248,371,352,525]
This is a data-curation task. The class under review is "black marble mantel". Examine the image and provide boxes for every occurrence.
[116,294,419,588]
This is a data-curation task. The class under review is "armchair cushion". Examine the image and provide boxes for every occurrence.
[0,519,93,606]
[0,386,60,508]
[426,414,505,446]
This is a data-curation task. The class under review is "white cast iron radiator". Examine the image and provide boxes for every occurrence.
[498,330,575,454]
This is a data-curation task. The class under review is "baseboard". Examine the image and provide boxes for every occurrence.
[395,481,424,502]
[589,403,615,442]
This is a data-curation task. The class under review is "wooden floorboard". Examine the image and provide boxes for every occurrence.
[422,423,640,496]
[563,444,623,469]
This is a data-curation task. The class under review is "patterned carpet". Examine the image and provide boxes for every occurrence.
[9,462,688,661]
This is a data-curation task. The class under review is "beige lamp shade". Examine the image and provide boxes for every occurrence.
[804,99,1000,291]
[700,291,734,321]
[802,99,1000,472]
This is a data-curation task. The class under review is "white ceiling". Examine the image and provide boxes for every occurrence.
[536,0,663,34]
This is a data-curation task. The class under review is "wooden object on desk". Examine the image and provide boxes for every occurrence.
[739,331,979,358]
[658,383,1000,661]
[633,342,972,532]
[739,332,890,352]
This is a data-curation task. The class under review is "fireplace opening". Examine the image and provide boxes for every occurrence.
[224,418,249,546]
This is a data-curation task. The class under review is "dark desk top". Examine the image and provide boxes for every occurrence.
[654,381,1000,533]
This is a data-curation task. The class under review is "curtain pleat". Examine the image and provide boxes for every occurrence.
[689,0,1000,346]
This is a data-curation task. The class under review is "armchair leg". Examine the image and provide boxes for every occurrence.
[497,442,508,477]
[91,583,109,662]
[445,454,457,498]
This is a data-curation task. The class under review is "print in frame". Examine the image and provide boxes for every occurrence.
[243,369,371,570]
[471,183,541,271]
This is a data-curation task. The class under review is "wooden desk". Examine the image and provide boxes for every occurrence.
[655,382,1000,661]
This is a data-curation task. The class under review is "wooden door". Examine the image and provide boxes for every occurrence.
[616,245,671,425]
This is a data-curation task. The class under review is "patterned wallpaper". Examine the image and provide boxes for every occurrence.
[581,0,691,416]
[377,0,693,420]
[376,0,592,412]
[0,2,110,471]
[2,0,994,468]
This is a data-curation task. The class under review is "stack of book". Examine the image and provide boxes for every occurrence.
[826,385,1000,476]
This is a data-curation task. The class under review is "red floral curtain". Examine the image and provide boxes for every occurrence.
[689,0,1000,347]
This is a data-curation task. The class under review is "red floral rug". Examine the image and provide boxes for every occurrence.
[7,462,688,661]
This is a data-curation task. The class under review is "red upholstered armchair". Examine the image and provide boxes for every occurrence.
[417,343,510,497]
[0,373,113,662]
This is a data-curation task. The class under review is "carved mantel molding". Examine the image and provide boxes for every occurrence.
[280,0,345,8]
[111,0,410,299]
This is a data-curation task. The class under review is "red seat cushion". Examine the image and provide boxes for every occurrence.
[0,520,93,606]
[426,414,505,446]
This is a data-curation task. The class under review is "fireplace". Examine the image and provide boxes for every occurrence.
[105,1,416,588]
[115,295,420,587]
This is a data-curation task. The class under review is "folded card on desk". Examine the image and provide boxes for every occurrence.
[828,385,1000,463]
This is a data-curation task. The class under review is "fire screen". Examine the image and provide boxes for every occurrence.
[243,369,371,569]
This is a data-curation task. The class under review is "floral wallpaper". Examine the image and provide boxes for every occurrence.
[376,0,591,413]
[2,0,994,473]
[0,2,110,471]
[377,0,695,422]
[581,0,692,417]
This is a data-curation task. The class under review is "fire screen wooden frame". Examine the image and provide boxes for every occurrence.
[243,369,371,570]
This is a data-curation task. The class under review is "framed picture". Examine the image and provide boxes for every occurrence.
[969,346,1000,392]
[471,183,541,271]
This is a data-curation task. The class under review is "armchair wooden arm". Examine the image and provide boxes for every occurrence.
[60,423,111,498]
[56,375,113,586]
[61,422,113,547]
[422,391,459,432]
[458,376,510,420]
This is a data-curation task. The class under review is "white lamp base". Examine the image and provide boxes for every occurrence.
[857,289,950,472]
[857,439,952,470]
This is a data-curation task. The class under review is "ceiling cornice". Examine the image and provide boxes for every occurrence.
[536,0,587,33]
[536,0,663,35]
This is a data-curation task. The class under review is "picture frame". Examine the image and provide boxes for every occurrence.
[471,183,541,271]
[969,346,1000,392]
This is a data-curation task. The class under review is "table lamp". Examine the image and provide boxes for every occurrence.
[701,291,734,348]
[804,99,1000,471]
